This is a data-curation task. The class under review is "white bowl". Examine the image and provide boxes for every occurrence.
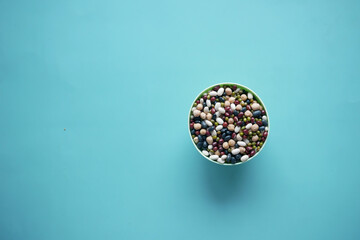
[188,82,270,165]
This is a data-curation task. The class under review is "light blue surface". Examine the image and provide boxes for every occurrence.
[1,0,360,239]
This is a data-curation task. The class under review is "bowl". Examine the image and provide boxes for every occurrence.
[188,83,270,165]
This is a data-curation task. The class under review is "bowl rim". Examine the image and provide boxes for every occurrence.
[188,82,270,166]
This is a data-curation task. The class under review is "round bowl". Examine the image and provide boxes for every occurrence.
[188,82,270,165]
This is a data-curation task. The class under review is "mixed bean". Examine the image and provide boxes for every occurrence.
[189,84,269,164]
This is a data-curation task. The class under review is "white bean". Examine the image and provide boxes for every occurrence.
[209,91,217,96]
[216,118,224,124]
[217,158,225,164]
[241,155,249,162]
[215,102,221,110]
[205,120,213,126]
[202,150,209,156]
[236,134,242,141]
[231,149,240,155]
[217,87,224,96]
[206,99,211,107]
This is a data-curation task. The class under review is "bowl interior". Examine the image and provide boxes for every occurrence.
[188,83,270,165]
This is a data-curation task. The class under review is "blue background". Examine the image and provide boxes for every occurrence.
[1,0,360,239]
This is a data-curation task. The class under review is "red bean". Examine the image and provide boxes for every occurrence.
[211,97,216,102]
[246,146,253,152]
[195,131,200,135]
[236,121,242,126]
[243,129,249,135]
[235,100,240,105]
[211,108,216,114]
[212,142,218,147]
[225,112,230,117]
[219,139,224,145]
[223,122,228,128]
[246,105,251,110]
[256,121,262,126]
[218,146,223,151]
[213,85,220,91]
[196,100,200,104]
[213,146,218,152]
[238,112,244,118]
[190,123,194,129]
[251,117,255,124]
[225,106,231,112]
[220,151,225,156]
[206,131,211,136]
[263,131,268,137]
[250,150,255,156]
[233,116,238,122]
[232,85,237,91]
[232,133,236,139]
[261,110,266,115]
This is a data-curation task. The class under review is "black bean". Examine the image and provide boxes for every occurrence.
[259,126,265,131]
[253,110,261,118]
[197,141,203,149]
[208,126,215,132]
[262,120,268,126]
[224,135,231,141]
[201,121,207,129]
[226,154,232,163]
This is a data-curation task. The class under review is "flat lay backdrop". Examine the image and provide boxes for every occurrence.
[1,0,360,239]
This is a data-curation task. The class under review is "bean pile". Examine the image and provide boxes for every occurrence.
[189,84,269,164]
